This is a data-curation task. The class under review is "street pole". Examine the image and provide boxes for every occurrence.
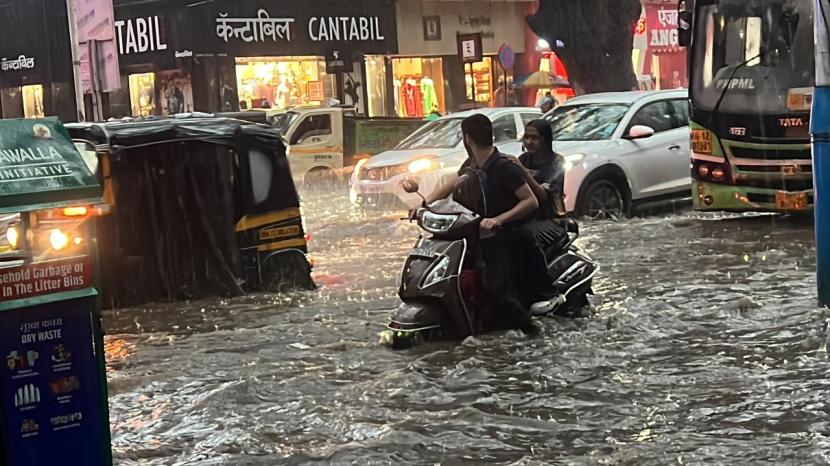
[65,0,86,122]
[813,0,830,304]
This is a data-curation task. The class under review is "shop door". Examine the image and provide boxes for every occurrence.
[287,112,344,178]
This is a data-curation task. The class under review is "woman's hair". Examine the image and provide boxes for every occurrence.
[526,119,566,165]
[526,119,554,150]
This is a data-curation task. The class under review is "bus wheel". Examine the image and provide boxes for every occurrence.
[578,180,627,221]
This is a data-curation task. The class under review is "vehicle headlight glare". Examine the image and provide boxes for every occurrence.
[354,158,369,174]
[49,229,69,251]
[421,212,458,233]
[6,225,19,249]
[408,158,434,174]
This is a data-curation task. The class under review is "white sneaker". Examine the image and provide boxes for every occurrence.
[530,295,565,316]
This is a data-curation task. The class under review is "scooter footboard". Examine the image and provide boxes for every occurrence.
[549,250,597,296]
[388,301,445,332]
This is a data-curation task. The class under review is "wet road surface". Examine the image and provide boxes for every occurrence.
[105,190,829,465]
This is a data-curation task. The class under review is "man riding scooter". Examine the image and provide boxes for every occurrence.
[423,114,539,332]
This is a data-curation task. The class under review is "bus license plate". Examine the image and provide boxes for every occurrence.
[775,191,808,210]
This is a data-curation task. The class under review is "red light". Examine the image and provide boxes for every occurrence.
[304,233,311,242]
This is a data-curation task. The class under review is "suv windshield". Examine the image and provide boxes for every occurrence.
[545,104,629,141]
[691,0,814,114]
[396,118,463,150]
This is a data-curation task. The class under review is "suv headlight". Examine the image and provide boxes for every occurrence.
[421,211,459,233]
[408,158,435,174]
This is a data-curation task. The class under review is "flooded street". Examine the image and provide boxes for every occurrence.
[105,189,829,465]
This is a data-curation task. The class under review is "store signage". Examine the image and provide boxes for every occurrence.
[457,33,483,64]
[1,55,35,72]
[647,8,680,47]
[423,16,441,41]
[114,16,168,55]
[175,50,193,58]
[325,49,353,73]
[0,296,108,466]
[309,16,386,41]
[0,257,92,301]
[216,10,294,43]
[72,0,121,93]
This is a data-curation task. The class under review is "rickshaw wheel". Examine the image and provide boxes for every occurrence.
[261,251,316,292]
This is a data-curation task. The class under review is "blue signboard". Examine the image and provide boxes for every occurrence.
[0,296,108,466]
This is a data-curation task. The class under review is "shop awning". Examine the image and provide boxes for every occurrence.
[516,71,571,89]
[0,118,102,214]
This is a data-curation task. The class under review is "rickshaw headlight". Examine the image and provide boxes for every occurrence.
[6,225,19,249]
[49,229,69,251]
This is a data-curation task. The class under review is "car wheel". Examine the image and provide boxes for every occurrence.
[579,180,627,221]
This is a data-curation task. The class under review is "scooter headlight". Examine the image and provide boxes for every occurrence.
[420,212,459,233]
[423,256,451,287]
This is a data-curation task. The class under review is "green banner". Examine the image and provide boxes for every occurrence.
[0,118,101,213]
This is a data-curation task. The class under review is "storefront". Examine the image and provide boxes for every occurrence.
[107,0,398,118]
[0,0,77,121]
[642,3,688,90]
[376,0,532,117]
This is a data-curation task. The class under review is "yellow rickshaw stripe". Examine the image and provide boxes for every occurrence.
[236,208,302,232]
[256,238,308,253]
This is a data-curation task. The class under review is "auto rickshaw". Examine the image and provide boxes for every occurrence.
[66,117,314,307]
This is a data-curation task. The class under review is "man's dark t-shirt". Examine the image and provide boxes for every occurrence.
[455,150,527,219]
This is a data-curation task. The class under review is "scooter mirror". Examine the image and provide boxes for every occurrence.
[402,179,420,194]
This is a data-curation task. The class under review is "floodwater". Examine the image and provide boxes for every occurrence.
[106,189,830,465]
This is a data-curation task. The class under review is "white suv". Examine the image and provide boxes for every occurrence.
[349,107,541,208]
[548,89,691,219]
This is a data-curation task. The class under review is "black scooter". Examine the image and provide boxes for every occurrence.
[384,181,598,348]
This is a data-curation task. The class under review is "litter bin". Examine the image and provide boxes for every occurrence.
[0,118,111,465]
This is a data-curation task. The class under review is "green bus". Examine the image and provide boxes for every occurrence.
[681,0,815,212]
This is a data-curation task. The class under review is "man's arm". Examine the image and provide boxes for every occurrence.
[481,183,539,231]
[424,173,459,204]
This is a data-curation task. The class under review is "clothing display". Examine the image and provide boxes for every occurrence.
[421,77,438,114]
[401,78,424,117]
[393,79,403,117]
[392,57,445,117]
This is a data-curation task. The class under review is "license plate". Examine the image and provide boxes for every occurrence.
[775,191,808,210]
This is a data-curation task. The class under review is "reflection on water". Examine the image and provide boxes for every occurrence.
[106,189,827,465]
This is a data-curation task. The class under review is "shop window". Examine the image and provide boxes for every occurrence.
[392,57,445,118]
[466,57,493,105]
[493,115,518,143]
[628,101,674,134]
[365,56,388,117]
[290,114,332,145]
[22,85,44,118]
[129,73,156,117]
[236,57,333,111]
